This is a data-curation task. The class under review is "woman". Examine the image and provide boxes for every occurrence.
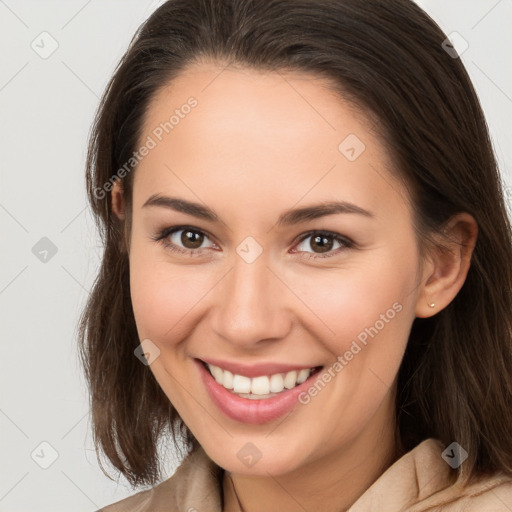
[79,0,512,510]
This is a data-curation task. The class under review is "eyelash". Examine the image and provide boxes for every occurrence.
[151,225,354,259]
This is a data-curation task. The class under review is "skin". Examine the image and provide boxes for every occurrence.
[111,62,477,512]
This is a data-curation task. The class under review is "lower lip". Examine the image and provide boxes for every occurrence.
[195,359,321,425]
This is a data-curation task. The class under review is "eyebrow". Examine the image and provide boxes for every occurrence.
[142,194,374,226]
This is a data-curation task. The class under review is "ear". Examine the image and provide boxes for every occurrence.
[415,212,478,318]
[111,180,126,220]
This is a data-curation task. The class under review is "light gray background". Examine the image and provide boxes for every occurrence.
[1,1,511,511]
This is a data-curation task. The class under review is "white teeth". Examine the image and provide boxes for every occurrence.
[232,374,251,394]
[284,370,298,389]
[211,365,224,384]
[251,376,270,395]
[206,363,315,397]
[236,392,279,400]
[223,370,234,389]
[297,368,310,384]
[269,373,284,393]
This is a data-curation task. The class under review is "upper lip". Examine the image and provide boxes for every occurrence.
[198,357,320,378]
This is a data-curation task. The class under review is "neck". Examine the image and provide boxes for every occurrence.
[223,390,398,512]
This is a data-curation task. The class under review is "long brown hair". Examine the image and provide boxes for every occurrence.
[79,0,512,488]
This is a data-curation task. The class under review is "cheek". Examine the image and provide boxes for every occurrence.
[294,257,417,351]
[290,248,419,407]
[129,248,211,342]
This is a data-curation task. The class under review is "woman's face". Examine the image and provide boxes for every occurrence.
[123,63,427,476]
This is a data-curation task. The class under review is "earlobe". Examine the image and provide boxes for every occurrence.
[415,212,478,318]
[111,181,126,220]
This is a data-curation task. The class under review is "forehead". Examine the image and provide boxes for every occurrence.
[142,62,375,154]
[132,62,408,224]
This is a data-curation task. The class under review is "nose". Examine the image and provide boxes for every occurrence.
[211,252,292,349]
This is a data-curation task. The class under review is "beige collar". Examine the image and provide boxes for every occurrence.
[100,438,512,511]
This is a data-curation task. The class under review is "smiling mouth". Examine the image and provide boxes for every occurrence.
[201,360,323,400]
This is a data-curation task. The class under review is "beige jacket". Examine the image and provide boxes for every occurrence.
[96,439,512,511]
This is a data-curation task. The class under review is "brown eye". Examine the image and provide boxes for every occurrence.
[180,229,205,249]
[310,234,334,253]
[294,231,353,258]
[155,226,216,254]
